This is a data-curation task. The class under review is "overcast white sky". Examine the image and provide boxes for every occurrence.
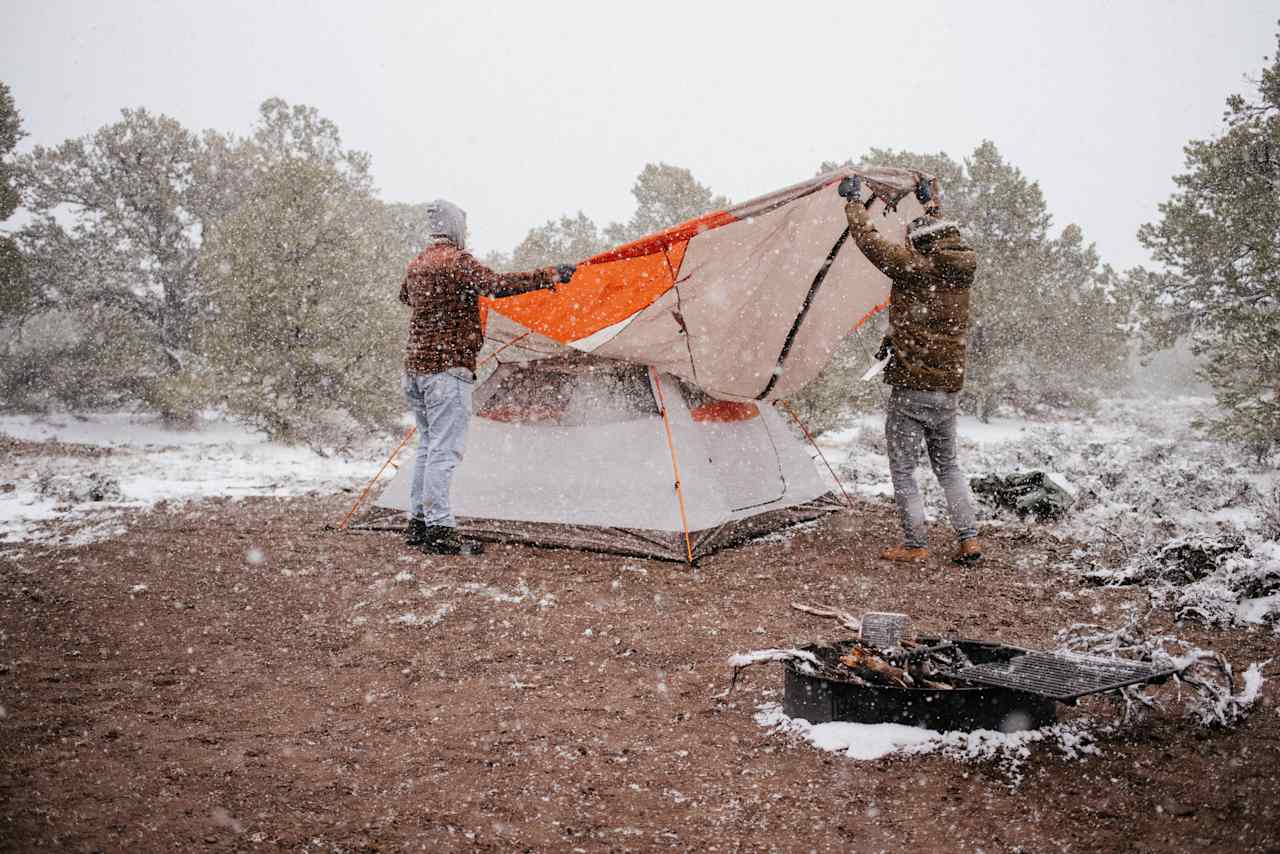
[3,1,1275,269]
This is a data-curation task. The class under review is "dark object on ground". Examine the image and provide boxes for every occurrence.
[837,175,862,199]
[952,650,1178,703]
[1148,534,1246,586]
[785,639,1057,731]
[404,518,429,546]
[784,637,1176,731]
[954,538,983,565]
[418,526,486,556]
[971,471,1074,520]
[422,525,463,555]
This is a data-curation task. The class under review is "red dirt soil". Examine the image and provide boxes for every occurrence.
[1,490,1278,852]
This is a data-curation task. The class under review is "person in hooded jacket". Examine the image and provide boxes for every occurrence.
[399,199,575,555]
[840,175,984,565]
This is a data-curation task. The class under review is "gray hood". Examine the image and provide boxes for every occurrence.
[425,199,467,249]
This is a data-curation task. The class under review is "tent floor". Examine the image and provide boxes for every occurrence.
[353,492,846,562]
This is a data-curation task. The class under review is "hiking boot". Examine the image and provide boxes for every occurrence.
[954,537,984,565]
[421,525,463,555]
[880,545,929,563]
[404,517,429,546]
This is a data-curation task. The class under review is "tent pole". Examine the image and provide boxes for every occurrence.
[338,425,417,530]
[478,331,530,369]
[650,369,694,563]
[779,400,854,508]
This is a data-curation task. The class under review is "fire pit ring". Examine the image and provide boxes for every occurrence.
[783,638,1058,733]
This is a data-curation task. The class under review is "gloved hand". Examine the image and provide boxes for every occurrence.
[554,263,576,284]
[837,175,862,201]
[875,336,893,361]
[914,177,933,206]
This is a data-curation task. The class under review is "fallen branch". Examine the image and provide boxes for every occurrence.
[719,648,821,699]
[790,602,862,634]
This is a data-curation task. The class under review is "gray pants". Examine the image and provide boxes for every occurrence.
[885,386,977,549]
[402,371,473,528]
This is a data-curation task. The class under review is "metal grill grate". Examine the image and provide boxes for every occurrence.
[953,651,1178,702]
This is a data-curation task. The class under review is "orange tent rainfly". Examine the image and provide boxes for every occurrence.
[479,165,929,402]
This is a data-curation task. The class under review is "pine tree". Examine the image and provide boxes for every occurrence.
[1135,26,1280,461]
[604,163,729,244]
[9,108,227,420]
[511,212,609,268]
[869,143,1128,420]
[0,82,27,339]
[198,156,402,448]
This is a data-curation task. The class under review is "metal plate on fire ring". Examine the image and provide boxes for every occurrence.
[953,651,1179,702]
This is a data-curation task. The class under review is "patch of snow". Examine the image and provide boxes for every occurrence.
[0,412,392,547]
[727,648,821,669]
[754,703,1098,785]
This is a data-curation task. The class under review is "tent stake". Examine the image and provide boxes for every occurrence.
[338,425,417,530]
[651,369,694,563]
[779,400,854,508]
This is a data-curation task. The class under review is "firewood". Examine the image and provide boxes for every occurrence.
[838,646,912,688]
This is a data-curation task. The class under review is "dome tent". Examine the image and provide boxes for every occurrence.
[362,166,934,561]
[373,352,844,562]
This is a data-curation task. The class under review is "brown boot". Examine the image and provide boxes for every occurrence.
[880,545,930,563]
[954,537,983,565]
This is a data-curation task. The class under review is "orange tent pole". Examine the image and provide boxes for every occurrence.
[779,400,854,508]
[651,369,694,563]
[477,332,530,369]
[338,425,417,530]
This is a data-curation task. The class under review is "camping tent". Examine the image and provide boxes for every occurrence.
[373,353,844,562]
[367,165,935,560]
[474,165,932,401]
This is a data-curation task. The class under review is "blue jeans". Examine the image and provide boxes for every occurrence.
[402,371,473,527]
[884,386,978,549]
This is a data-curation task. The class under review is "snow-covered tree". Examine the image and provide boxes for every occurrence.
[1134,27,1280,462]
[511,211,608,269]
[196,130,402,448]
[0,82,26,331]
[8,108,229,420]
[604,162,729,244]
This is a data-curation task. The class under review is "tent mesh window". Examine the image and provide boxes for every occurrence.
[475,360,659,426]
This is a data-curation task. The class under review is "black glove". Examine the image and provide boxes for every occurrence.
[875,336,893,361]
[837,175,862,200]
[914,178,933,206]
[554,263,576,284]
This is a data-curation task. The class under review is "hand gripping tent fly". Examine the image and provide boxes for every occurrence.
[368,166,934,562]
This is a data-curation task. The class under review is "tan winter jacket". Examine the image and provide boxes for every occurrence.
[845,202,977,393]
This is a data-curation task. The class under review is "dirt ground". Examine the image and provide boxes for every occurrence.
[2,470,1279,852]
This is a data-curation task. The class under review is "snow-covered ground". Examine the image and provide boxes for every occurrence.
[0,413,391,546]
[819,395,1280,632]
[2,397,1277,633]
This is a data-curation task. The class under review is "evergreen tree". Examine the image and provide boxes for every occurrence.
[0,82,27,339]
[196,104,402,448]
[1135,26,1280,461]
[604,163,729,244]
[9,109,226,420]
[511,211,608,268]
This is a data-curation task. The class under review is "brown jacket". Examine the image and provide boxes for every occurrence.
[845,203,977,393]
[400,242,555,375]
